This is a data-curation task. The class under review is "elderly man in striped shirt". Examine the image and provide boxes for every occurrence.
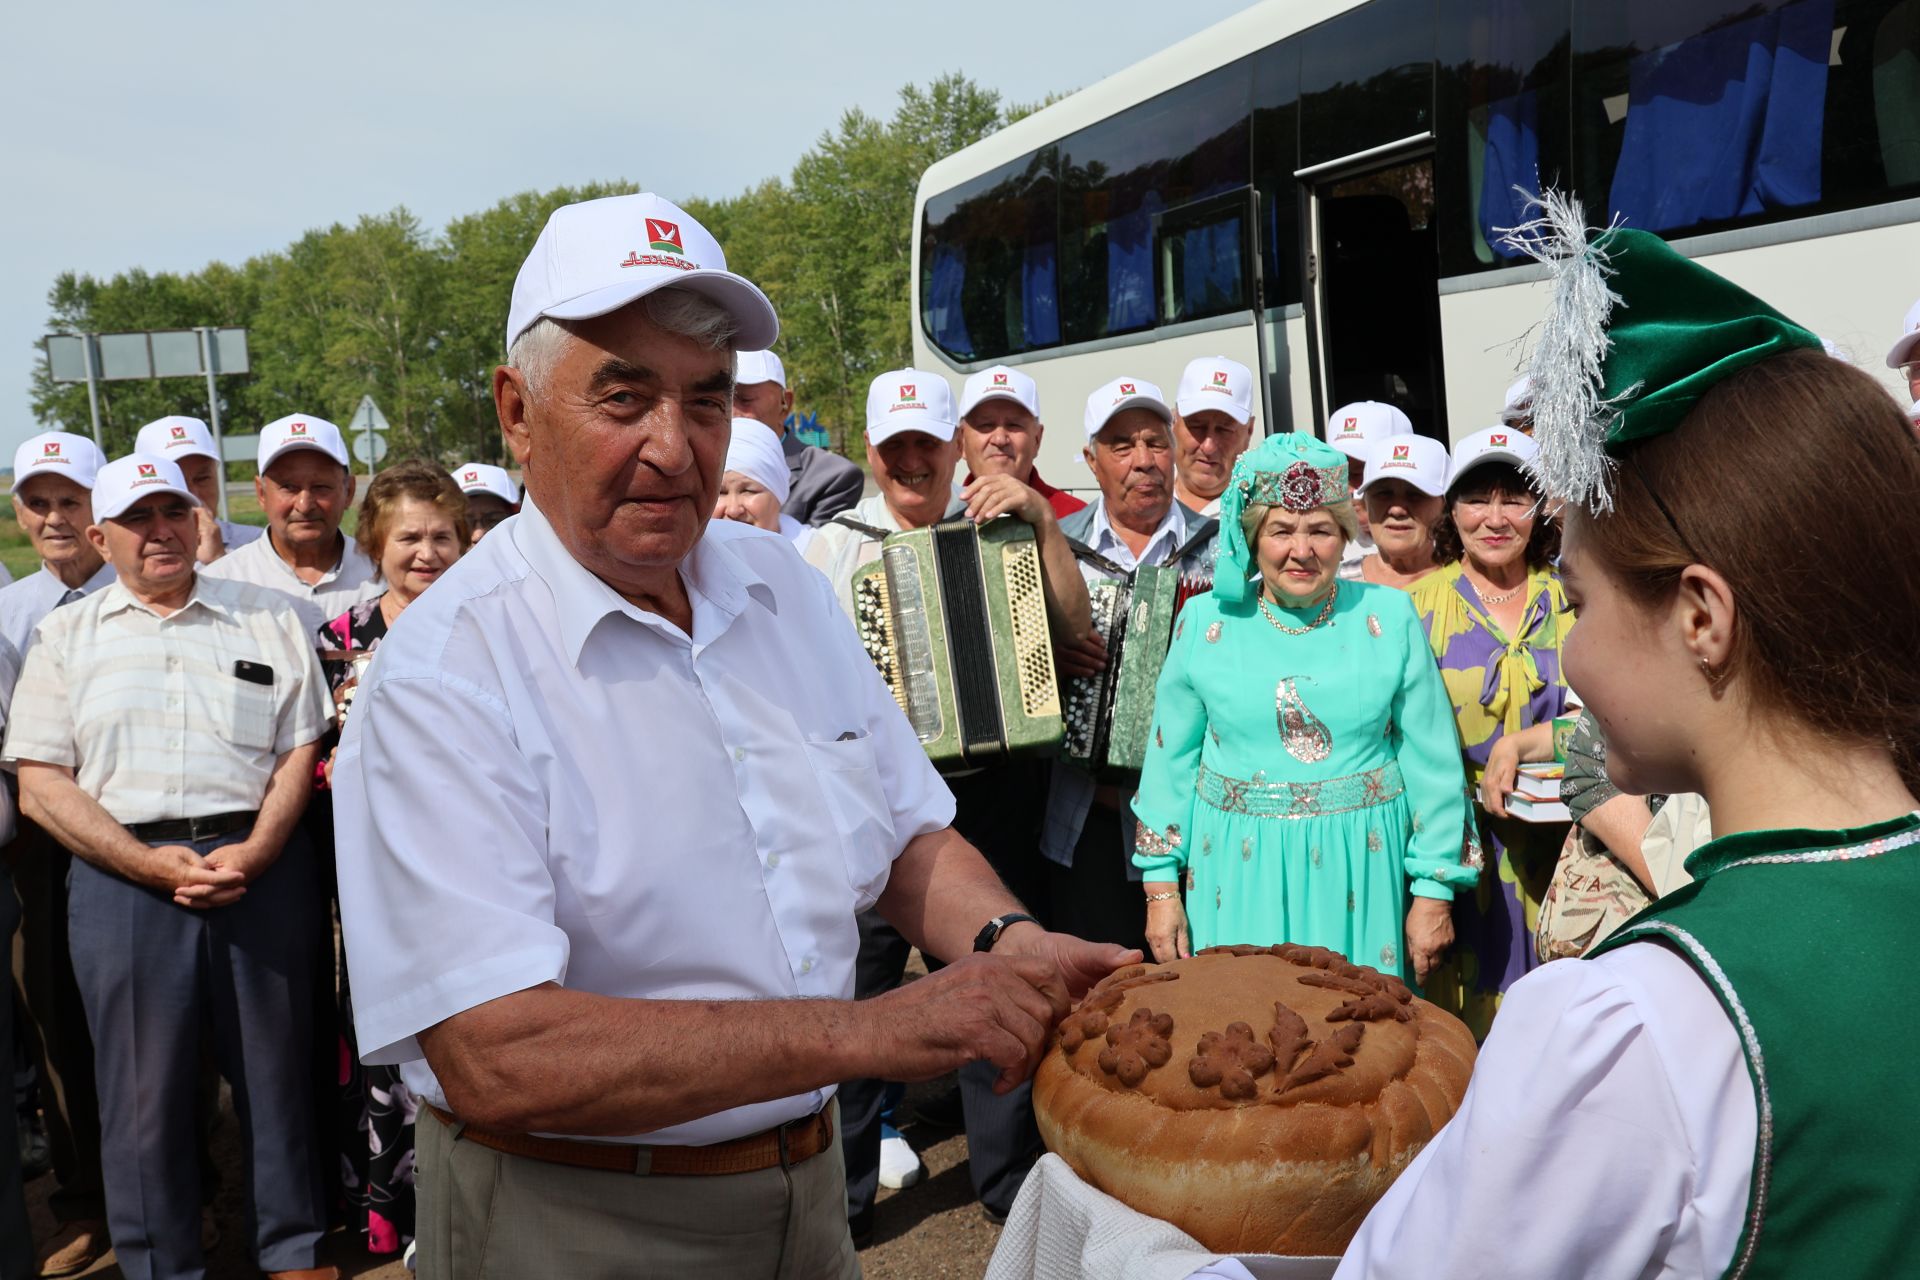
[2,454,338,1280]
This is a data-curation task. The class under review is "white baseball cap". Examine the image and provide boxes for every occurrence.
[1083,377,1172,440]
[1500,375,1533,424]
[1446,426,1540,490]
[92,453,199,522]
[454,462,520,505]
[1359,433,1449,497]
[1884,298,1920,369]
[11,431,105,494]
[258,414,350,471]
[866,370,956,446]
[1819,337,1853,365]
[735,349,786,389]
[1326,401,1413,462]
[506,193,778,355]
[136,415,220,462]
[1174,357,1253,425]
[958,365,1039,420]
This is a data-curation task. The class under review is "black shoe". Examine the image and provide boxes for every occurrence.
[911,1086,964,1131]
[848,1206,874,1250]
[982,1204,1009,1227]
[18,1112,51,1181]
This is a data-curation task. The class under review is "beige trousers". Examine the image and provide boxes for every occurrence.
[415,1103,861,1280]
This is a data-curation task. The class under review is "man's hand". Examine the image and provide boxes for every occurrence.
[1055,630,1108,679]
[193,506,226,565]
[862,951,1074,1094]
[991,923,1141,1000]
[1405,897,1455,985]
[961,474,1050,528]
[144,844,247,910]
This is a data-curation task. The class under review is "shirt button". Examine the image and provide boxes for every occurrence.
[800,958,814,975]
[766,853,780,870]
[733,747,746,763]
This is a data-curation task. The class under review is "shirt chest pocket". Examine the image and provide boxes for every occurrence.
[220,670,278,754]
[802,733,897,911]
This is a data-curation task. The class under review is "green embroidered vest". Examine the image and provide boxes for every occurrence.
[1590,812,1920,1279]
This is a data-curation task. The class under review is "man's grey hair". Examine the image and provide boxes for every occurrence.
[507,287,741,394]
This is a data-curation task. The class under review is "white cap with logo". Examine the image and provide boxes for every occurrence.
[1500,375,1533,424]
[735,350,787,389]
[1884,298,1920,370]
[1174,357,1253,425]
[92,453,199,522]
[1326,401,1414,462]
[258,414,350,471]
[1083,377,1172,440]
[1446,426,1540,490]
[1359,434,1449,497]
[958,365,1039,420]
[866,370,957,446]
[506,193,778,355]
[11,431,106,494]
[136,415,220,462]
[454,463,520,505]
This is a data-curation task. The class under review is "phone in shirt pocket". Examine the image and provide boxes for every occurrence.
[226,660,277,752]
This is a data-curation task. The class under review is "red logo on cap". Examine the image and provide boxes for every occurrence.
[137,463,157,478]
[289,422,308,436]
[645,219,683,254]
[1212,371,1229,386]
[992,373,1008,386]
[900,384,916,400]
[1490,433,1508,447]
[1119,382,1135,395]
[1392,444,1411,460]
[170,425,187,440]
[1342,417,1358,433]
[43,442,59,457]
[464,470,478,482]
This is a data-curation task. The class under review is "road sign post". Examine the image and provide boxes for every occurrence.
[42,327,250,465]
[346,395,390,477]
[195,327,231,519]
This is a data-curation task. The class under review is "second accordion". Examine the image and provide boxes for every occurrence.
[1062,563,1182,783]
[851,517,1063,769]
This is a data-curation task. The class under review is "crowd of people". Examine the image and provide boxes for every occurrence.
[0,186,1915,1280]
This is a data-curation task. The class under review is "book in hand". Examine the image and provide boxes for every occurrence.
[1507,763,1571,823]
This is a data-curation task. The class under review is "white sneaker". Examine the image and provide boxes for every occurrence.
[878,1134,926,1189]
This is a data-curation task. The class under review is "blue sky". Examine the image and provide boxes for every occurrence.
[0,0,1249,462]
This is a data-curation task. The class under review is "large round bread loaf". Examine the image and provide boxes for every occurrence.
[1033,943,1477,1256]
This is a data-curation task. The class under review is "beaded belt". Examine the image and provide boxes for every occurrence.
[1195,761,1404,820]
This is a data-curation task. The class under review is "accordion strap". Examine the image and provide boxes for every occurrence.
[830,514,894,541]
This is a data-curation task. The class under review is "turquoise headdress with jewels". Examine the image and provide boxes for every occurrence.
[1213,432,1354,606]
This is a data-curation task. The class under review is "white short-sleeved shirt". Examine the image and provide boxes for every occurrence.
[0,562,117,669]
[200,527,380,634]
[1,575,333,824]
[217,519,266,552]
[331,501,956,1145]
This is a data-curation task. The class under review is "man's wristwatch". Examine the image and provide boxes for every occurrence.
[973,912,1040,953]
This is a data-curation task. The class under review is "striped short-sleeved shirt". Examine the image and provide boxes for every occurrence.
[1,574,332,824]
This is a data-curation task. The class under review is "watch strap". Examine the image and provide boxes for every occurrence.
[973,912,1040,953]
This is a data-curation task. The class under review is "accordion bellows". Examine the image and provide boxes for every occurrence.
[1063,567,1181,783]
[852,518,1063,768]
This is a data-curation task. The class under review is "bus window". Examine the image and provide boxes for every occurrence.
[1058,61,1252,344]
[1299,0,1436,171]
[1253,39,1304,308]
[1574,0,1920,238]
[919,146,1060,363]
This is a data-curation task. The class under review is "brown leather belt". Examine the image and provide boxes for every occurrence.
[427,1103,835,1177]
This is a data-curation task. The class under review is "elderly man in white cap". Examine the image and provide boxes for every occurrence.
[1169,356,1257,516]
[714,417,816,554]
[733,348,862,527]
[135,414,264,562]
[201,414,379,633]
[4,453,336,1280]
[1886,297,1920,404]
[0,434,112,663]
[1325,400,1414,579]
[329,193,1135,1278]
[451,461,521,544]
[957,364,1086,519]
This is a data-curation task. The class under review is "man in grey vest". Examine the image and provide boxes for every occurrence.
[733,349,863,527]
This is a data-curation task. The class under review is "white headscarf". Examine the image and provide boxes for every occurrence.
[724,418,791,507]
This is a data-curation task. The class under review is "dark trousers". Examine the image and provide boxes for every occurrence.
[69,829,327,1280]
[1045,798,1150,954]
[840,764,1050,1221]
[0,866,35,1280]
[8,825,106,1223]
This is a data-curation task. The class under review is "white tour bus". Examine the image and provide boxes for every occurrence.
[911,0,1920,489]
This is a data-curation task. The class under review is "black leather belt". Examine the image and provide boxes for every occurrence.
[125,811,257,843]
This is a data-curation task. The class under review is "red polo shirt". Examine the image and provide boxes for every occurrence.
[964,466,1087,519]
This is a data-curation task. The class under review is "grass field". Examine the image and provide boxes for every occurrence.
[0,481,368,583]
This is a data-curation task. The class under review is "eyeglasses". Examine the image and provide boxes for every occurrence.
[470,511,512,532]
[1454,496,1539,519]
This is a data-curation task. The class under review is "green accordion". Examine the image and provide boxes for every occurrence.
[1062,565,1182,783]
[851,518,1063,769]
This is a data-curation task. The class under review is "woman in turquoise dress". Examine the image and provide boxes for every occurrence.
[1131,433,1477,984]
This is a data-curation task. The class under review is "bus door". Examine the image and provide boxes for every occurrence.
[1298,142,1449,441]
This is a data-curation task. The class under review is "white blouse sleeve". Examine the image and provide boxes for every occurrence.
[1330,944,1755,1280]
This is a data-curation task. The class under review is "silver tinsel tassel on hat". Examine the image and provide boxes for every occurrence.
[1496,190,1634,513]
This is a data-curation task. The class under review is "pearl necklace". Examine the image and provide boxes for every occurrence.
[1258,585,1338,635]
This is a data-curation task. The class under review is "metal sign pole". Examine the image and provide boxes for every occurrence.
[196,327,231,520]
[80,334,104,448]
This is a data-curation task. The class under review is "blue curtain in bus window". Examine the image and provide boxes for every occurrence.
[926,244,973,358]
[1023,243,1060,348]
[1608,0,1833,233]
[1107,196,1160,333]
[1479,91,1541,260]
[1178,219,1242,318]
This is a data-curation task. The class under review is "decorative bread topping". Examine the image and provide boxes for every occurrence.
[1097,1009,1174,1087]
